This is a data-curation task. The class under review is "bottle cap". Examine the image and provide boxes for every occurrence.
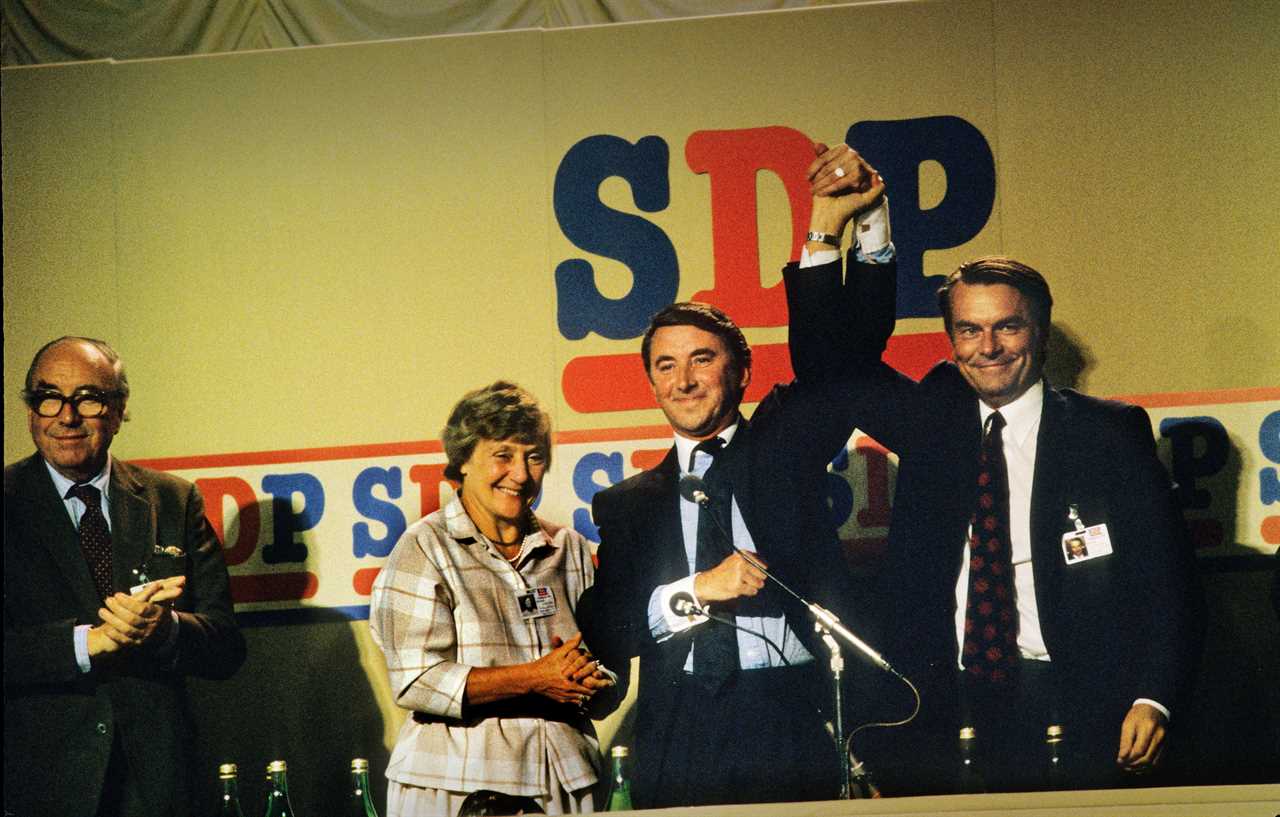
[267,760,288,774]
[1046,724,1064,739]
[959,726,977,740]
[611,745,630,758]
[351,758,369,772]
[218,763,238,778]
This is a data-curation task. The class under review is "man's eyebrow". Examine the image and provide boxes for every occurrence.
[32,381,111,394]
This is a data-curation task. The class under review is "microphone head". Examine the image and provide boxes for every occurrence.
[678,473,708,505]
[669,592,698,617]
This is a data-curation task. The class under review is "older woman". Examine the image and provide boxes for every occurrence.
[371,381,615,816]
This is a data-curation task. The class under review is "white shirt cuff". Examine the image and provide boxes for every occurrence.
[799,246,841,268]
[74,624,92,673]
[1133,697,1171,721]
[853,196,891,255]
[648,575,708,641]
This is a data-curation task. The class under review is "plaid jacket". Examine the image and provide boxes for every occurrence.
[369,496,603,796]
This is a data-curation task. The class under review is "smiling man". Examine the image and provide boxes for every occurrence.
[580,143,897,808]
[840,258,1201,793]
[4,336,244,817]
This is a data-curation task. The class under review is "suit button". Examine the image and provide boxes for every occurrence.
[96,722,108,735]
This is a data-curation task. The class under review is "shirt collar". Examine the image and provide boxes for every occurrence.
[673,419,739,475]
[44,454,112,500]
[978,379,1044,448]
[443,492,555,557]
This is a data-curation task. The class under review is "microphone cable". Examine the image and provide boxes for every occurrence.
[687,603,792,668]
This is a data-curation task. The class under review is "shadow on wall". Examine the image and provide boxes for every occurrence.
[187,498,392,817]
[1043,322,1094,393]
[1155,425,1280,784]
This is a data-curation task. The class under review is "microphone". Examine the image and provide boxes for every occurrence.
[677,473,896,675]
[678,473,710,506]
[669,592,701,617]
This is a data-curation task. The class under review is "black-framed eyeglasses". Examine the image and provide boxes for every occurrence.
[22,389,122,418]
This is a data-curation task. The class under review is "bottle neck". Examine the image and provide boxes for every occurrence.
[351,769,375,799]
[221,777,240,797]
[350,769,377,814]
[267,771,290,798]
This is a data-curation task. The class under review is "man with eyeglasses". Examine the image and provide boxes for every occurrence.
[4,336,245,817]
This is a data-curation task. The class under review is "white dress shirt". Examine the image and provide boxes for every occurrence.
[950,382,1170,719]
[647,423,815,670]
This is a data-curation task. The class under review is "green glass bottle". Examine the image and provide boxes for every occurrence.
[217,763,246,817]
[1044,724,1068,790]
[606,745,633,811]
[347,758,379,817]
[957,727,986,794]
[263,760,297,817]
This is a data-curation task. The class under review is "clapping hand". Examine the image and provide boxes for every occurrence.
[88,576,185,660]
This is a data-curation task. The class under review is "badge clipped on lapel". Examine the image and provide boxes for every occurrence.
[128,545,186,594]
[1061,504,1114,564]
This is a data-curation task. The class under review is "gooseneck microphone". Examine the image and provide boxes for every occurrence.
[676,472,896,674]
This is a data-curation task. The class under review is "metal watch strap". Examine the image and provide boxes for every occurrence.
[805,230,841,247]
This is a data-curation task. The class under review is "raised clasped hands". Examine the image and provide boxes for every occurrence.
[807,142,886,236]
[530,633,613,708]
[88,575,185,659]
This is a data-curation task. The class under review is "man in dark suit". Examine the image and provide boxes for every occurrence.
[580,143,897,808]
[835,256,1201,793]
[4,336,246,817]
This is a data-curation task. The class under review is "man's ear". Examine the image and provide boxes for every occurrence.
[738,365,752,391]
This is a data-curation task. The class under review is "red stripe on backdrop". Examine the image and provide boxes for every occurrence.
[230,572,318,603]
[133,440,444,471]
[1112,386,1280,408]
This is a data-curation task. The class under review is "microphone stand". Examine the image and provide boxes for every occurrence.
[679,473,894,799]
[815,622,851,797]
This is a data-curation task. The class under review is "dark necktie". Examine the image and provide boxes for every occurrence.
[689,438,739,690]
[68,483,114,599]
[961,412,1019,687]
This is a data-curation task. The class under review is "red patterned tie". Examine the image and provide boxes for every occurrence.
[68,484,114,599]
[961,412,1019,686]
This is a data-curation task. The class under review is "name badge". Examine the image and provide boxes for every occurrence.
[515,586,557,619]
[1061,523,1114,564]
[129,580,158,596]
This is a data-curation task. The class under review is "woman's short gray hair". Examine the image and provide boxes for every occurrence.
[441,381,551,481]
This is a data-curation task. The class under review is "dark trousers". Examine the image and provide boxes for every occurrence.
[636,664,842,808]
[865,660,1135,795]
[96,731,149,817]
[960,659,1126,792]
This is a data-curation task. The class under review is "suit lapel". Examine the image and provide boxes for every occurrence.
[16,454,103,615]
[634,447,697,670]
[1029,386,1070,637]
[109,460,155,591]
[644,447,689,585]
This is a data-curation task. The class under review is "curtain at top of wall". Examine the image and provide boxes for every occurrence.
[0,0,855,67]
